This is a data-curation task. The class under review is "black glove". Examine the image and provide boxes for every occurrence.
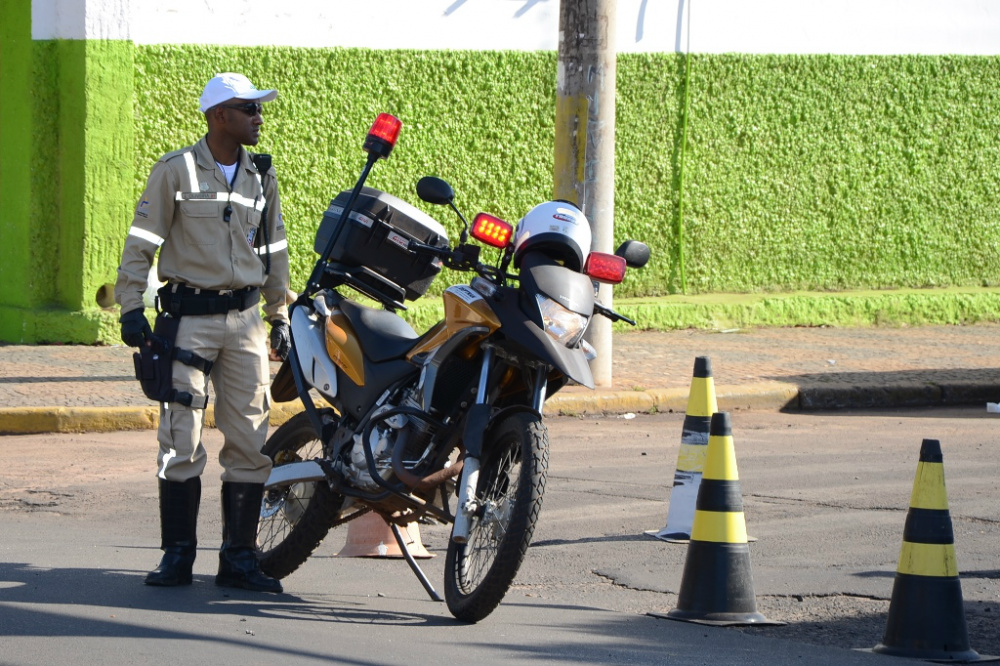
[269,320,290,360]
[120,308,152,347]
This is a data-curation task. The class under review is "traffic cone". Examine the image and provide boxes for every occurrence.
[652,412,781,626]
[336,511,432,559]
[871,439,996,662]
[645,356,716,543]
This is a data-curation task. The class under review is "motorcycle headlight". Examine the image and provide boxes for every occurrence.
[535,295,589,347]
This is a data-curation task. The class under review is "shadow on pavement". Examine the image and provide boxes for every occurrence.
[1,561,927,665]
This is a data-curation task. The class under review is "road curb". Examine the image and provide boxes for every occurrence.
[2,387,789,434]
[0,406,159,434]
[0,384,802,434]
[545,382,801,415]
[0,401,308,435]
[1,381,993,434]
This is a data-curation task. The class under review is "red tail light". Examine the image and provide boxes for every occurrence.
[363,113,402,159]
[584,252,626,284]
[471,213,513,249]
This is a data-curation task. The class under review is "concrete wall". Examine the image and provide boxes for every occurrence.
[3,0,1000,343]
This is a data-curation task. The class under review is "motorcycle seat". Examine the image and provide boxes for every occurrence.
[337,298,419,363]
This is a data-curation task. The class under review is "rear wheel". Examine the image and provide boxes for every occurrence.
[257,410,346,580]
[444,411,549,623]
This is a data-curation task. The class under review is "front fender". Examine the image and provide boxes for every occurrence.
[488,404,542,430]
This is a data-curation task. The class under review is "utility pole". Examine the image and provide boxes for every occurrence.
[554,0,617,387]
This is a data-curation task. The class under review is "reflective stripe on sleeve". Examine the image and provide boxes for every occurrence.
[254,239,288,255]
[128,226,165,246]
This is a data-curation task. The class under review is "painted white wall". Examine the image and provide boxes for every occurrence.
[678,0,1000,56]
[32,0,130,40]
[31,0,1000,55]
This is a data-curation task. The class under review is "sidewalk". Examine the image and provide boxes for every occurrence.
[2,323,1000,433]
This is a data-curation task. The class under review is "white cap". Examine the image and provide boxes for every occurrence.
[199,73,277,113]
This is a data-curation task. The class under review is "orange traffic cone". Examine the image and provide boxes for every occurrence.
[871,439,996,662]
[651,412,781,626]
[336,511,433,559]
[645,356,717,543]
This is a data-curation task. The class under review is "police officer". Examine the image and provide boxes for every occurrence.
[114,73,291,593]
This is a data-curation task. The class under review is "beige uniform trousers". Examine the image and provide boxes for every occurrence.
[156,306,272,484]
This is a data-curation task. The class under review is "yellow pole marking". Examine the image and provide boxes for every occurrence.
[553,95,588,202]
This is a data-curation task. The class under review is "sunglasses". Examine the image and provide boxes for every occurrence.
[220,102,263,116]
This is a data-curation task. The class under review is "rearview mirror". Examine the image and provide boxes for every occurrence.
[615,240,650,269]
[416,177,455,206]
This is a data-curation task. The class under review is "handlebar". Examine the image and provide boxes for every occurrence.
[408,239,515,284]
[593,301,636,326]
[407,239,475,270]
[407,238,453,260]
[409,241,635,325]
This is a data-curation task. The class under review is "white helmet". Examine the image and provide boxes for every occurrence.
[512,201,592,271]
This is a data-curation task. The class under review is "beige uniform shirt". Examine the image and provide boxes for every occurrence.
[115,137,289,324]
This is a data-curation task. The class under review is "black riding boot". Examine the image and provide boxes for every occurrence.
[145,477,200,586]
[216,481,282,593]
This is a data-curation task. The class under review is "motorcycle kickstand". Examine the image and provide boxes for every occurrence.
[390,522,443,602]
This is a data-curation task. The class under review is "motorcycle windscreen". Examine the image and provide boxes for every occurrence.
[518,252,596,317]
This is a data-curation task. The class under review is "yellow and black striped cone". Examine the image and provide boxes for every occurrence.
[872,439,996,662]
[645,356,717,543]
[653,412,781,626]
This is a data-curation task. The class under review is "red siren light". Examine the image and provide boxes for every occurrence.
[363,113,402,159]
[470,213,513,249]
[584,251,627,284]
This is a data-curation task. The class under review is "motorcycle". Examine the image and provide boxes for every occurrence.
[258,113,650,622]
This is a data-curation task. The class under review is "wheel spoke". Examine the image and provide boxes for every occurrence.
[444,411,549,623]
[459,443,521,590]
[255,410,345,580]
[258,436,324,552]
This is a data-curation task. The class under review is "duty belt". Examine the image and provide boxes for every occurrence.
[157,284,260,317]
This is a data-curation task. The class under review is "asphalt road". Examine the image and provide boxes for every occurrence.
[1,407,997,665]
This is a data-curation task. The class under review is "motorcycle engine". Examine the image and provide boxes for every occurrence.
[345,388,434,491]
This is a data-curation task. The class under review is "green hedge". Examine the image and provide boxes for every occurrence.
[680,55,1000,294]
[133,47,1000,300]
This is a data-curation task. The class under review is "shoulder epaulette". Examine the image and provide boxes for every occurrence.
[160,145,196,164]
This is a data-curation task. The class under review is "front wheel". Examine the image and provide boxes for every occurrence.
[444,411,549,623]
[257,410,346,580]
